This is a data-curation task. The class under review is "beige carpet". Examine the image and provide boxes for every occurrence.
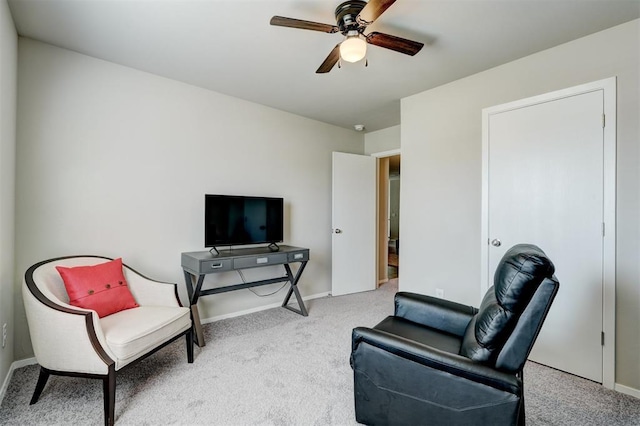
[2,280,640,425]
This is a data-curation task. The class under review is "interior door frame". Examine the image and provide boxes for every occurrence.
[480,77,617,389]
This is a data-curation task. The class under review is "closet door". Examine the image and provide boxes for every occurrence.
[484,86,609,383]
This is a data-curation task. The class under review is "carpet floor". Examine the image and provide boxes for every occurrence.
[1,279,639,425]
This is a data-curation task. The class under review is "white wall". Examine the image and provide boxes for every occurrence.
[364,125,400,154]
[0,0,17,396]
[14,39,364,359]
[400,20,639,390]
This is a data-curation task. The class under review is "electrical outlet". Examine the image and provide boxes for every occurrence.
[2,323,6,348]
[435,288,444,298]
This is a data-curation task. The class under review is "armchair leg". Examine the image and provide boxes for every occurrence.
[30,367,51,405]
[103,366,116,426]
[186,328,194,363]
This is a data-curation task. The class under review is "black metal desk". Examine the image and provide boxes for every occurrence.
[181,245,309,346]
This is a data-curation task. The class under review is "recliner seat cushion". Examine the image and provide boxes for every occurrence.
[460,244,555,364]
[100,306,191,367]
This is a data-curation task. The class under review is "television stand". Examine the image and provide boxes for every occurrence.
[181,245,310,347]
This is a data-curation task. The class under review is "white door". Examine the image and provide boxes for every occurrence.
[332,152,377,296]
[483,85,612,383]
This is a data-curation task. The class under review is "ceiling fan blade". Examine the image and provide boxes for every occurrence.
[270,16,339,33]
[366,32,424,56]
[356,0,397,26]
[316,44,341,74]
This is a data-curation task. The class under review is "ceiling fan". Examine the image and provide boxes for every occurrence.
[270,0,424,73]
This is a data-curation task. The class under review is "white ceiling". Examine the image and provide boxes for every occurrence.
[8,0,640,132]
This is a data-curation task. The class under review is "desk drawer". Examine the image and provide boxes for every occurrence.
[201,259,233,273]
[234,253,287,269]
[288,251,309,262]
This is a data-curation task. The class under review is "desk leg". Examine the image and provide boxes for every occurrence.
[282,262,309,316]
[190,304,205,348]
[186,273,207,347]
[183,270,194,302]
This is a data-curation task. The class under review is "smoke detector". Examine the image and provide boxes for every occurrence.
[354,124,365,132]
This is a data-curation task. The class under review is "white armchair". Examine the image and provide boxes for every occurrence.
[23,256,193,426]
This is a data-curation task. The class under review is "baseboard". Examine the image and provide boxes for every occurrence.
[200,291,330,324]
[0,357,37,405]
[12,357,37,369]
[615,383,640,399]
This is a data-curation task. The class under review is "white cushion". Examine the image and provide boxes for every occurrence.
[100,306,191,368]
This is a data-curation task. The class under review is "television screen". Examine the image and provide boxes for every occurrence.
[205,195,284,248]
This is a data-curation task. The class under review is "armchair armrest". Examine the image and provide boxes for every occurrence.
[352,326,520,395]
[124,266,181,308]
[22,282,114,375]
[394,292,478,337]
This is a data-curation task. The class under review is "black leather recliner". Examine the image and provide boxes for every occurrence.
[351,244,559,425]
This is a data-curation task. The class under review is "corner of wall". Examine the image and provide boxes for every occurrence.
[0,0,19,397]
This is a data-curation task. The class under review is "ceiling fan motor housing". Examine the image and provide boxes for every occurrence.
[335,1,367,34]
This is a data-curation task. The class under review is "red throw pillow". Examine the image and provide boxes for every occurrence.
[56,258,139,318]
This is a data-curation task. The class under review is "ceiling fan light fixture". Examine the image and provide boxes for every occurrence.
[271,0,424,74]
[339,33,367,63]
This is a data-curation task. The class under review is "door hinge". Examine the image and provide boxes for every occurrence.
[602,114,606,128]
[602,222,605,237]
[601,331,605,346]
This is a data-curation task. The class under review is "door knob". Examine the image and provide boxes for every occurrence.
[491,238,502,247]
[335,229,342,234]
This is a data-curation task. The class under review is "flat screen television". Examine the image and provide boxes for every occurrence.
[205,194,284,252]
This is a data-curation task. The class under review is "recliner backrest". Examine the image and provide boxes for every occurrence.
[459,244,556,372]
[495,275,559,372]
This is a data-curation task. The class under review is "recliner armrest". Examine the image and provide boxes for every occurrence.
[394,292,478,337]
[352,326,520,395]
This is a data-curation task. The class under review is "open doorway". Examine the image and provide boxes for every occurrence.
[375,153,400,285]
[388,155,400,279]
